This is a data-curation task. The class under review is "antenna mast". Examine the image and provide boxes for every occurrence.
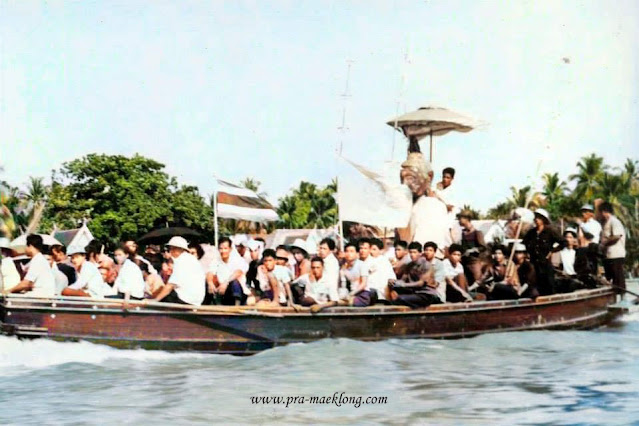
[337,59,353,155]
[391,38,411,159]
[336,59,353,250]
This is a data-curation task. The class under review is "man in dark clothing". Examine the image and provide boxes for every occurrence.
[458,212,485,252]
[50,244,77,285]
[490,243,538,300]
[522,208,563,296]
[390,255,441,309]
[574,231,601,288]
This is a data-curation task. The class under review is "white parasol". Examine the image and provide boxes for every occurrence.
[387,106,480,162]
[9,234,63,253]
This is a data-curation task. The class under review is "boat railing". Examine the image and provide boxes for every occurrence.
[0,286,616,316]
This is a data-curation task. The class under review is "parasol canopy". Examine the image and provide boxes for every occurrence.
[138,227,202,245]
[387,106,480,161]
[10,234,63,253]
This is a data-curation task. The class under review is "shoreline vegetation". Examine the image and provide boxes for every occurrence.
[1,152,637,271]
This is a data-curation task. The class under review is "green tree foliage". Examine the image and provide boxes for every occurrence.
[40,154,214,247]
[569,153,607,201]
[0,177,50,237]
[276,180,337,229]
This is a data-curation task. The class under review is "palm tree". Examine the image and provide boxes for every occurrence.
[570,153,607,202]
[277,195,300,228]
[486,202,512,219]
[294,181,318,200]
[508,186,532,207]
[25,177,48,204]
[542,172,566,204]
[307,188,338,228]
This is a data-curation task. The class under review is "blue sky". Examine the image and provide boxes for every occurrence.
[1,0,638,212]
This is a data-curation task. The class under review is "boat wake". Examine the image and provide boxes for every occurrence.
[621,310,639,323]
[0,336,206,375]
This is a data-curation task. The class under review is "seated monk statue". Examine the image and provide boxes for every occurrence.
[399,148,450,254]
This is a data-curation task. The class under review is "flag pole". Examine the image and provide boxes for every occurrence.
[213,179,219,246]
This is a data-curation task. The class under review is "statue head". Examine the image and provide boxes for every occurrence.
[400,152,432,197]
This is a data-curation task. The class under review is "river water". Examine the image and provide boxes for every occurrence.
[1,299,638,425]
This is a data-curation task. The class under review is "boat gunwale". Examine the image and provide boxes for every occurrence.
[0,287,616,317]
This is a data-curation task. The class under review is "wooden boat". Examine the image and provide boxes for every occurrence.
[0,287,622,355]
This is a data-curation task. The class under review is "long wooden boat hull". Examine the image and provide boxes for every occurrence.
[0,287,619,355]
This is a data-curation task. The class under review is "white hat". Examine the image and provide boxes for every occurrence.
[246,239,262,252]
[514,243,527,252]
[290,238,308,254]
[166,236,189,251]
[534,208,551,223]
[232,234,248,247]
[0,237,10,249]
[67,245,87,256]
[580,204,594,211]
[564,227,578,236]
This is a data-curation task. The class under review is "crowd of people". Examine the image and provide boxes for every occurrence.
[0,200,627,309]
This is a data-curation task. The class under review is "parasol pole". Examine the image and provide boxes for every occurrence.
[504,160,544,282]
[213,179,219,246]
[429,129,433,163]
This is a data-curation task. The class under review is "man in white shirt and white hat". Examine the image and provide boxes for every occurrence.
[579,204,602,244]
[154,236,205,305]
[0,237,21,292]
[62,245,116,298]
[6,234,56,297]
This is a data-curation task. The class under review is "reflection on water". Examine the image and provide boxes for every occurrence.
[0,313,638,424]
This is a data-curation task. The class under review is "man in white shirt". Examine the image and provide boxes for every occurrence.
[579,204,602,244]
[317,238,340,301]
[297,257,337,306]
[0,237,21,292]
[341,242,371,307]
[207,237,249,305]
[423,241,447,302]
[600,202,627,296]
[442,244,472,303]
[256,249,293,306]
[367,238,396,303]
[45,250,69,295]
[62,245,117,298]
[7,234,55,297]
[112,247,145,300]
[434,167,460,247]
[154,236,205,305]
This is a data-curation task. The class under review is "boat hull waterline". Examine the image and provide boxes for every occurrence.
[0,287,618,355]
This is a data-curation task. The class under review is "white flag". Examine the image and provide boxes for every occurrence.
[338,157,412,228]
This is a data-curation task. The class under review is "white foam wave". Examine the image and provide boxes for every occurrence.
[0,336,206,374]
[621,310,639,323]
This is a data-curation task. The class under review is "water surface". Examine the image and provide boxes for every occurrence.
[1,304,637,425]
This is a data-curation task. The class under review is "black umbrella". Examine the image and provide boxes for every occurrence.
[137,227,202,245]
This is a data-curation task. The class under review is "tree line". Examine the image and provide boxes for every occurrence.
[0,153,338,247]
